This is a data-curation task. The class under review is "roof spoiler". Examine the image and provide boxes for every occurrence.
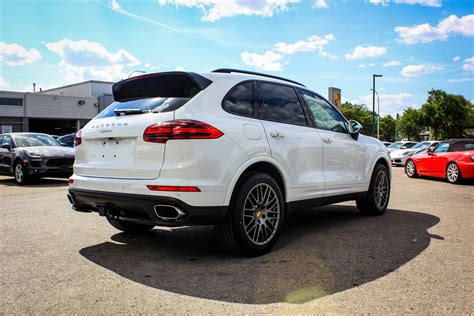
[112,72,212,102]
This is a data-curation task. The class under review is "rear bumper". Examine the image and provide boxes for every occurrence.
[68,188,227,226]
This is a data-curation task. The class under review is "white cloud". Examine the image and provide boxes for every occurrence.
[241,51,283,71]
[0,42,42,66]
[0,76,11,89]
[446,78,472,83]
[357,63,375,68]
[462,57,474,72]
[158,0,300,22]
[110,0,189,35]
[175,66,185,71]
[242,33,336,71]
[314,0,329,8]
[274,34,336,59]
[383,60,402,67]
[369,0,389,5]
[45,38,140,82]
[452,56,461,62]
[400,64,444,77]
[345,45,387,60]
[395,14,474,44]
[393,0,441,6]
[359,92,415,116]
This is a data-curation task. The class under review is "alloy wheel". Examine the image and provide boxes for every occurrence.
[406,161,415,177]
[15,164,24,183]
[242,183,280,246]
[374,170,389,209]
[447,164,459,183]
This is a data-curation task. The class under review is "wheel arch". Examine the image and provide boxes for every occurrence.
[224,157,289,206]
[365,154,391,191]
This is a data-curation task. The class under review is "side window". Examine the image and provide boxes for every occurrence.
[0,136,3,145]
[260,83,307,126]
[464,143,474,150]
[434,143,449,153]
[301,91,348,133]
[223,82,254,117]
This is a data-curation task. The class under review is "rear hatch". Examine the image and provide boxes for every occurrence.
[74,72,212,180]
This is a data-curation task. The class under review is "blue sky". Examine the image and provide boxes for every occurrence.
[0,0,472,116]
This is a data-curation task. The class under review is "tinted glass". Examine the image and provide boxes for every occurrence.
[405,143,417,148]
[0,136,3,145]
[301,91,348,133]
[0,98,22,106]
[465,143,474,150]
[223,82,254,117]
[260,83,307,126]
[434,142,449,153]
[96,97,190,119]
[412,141,431,149]
[13,134,60,147]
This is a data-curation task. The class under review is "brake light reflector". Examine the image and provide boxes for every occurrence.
[68,178,74,185]
[146,185,201,192]
[75,129,82,146]
[144,120,223,143]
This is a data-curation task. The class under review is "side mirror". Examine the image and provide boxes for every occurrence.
[1,144,11,151]
[348,120,362,140]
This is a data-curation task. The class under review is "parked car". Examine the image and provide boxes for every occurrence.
[405,138,474,184]
[390,141,439,166]
[386,141,418,153]
[67,69,391,256]
[0,133,75,184]
[57,133,76,147]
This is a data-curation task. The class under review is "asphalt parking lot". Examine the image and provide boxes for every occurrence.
[1,168,473,314]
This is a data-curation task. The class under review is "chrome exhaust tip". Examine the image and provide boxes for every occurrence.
[154,205,187,222]
[67,194,76,210]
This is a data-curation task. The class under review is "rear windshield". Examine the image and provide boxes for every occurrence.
[96,97,190,119]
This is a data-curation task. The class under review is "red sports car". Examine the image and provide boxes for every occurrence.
[405,138,474,184]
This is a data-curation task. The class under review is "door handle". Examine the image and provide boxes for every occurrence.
[322,137,333,144]
[270,132,284,138]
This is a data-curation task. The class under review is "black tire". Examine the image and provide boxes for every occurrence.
[13,161,28,185]
[356,163,390,216]
[106,217,154,234]
[216,172,285,256]
[446,162,462,184]
[405,159,418,178]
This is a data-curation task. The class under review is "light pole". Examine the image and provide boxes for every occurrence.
[372,74,383,137]
[127,70,146,78]
[371,88,380,139]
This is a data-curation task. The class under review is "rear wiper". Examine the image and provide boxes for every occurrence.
[114,108,146,116]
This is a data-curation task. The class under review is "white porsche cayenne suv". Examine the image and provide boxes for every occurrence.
[68,69,391,256]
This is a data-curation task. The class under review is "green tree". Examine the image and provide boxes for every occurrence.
[379,115,396,142]
[399,108,423,141]
[419,89,473,139]
[340,102,373,136]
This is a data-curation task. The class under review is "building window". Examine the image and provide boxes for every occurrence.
[0,98,23,106]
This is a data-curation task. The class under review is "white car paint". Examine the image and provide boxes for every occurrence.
[70,72,390,208]
[389,141,439,166]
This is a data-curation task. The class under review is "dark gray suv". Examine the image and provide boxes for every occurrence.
[0,133,75,184]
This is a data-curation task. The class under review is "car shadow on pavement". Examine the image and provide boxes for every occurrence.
[0,177,68,187]
[80,205,440,305]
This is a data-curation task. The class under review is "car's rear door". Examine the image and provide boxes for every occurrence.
[299,90,365,196]
[258,81,325,200]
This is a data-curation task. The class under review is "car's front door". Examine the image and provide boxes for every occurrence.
[428,142,450,176]
[299,90,365,196]
[258,82,325,201]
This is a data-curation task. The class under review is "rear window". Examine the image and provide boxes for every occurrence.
[223,82,254,117]
[95,97,189,119]
[450,141,474,152]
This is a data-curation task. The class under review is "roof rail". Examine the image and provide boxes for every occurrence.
[212,68,305,87]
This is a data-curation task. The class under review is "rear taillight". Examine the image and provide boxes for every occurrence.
[75,129,82,146]
[470,154,474,162]
[143,120,223,143]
